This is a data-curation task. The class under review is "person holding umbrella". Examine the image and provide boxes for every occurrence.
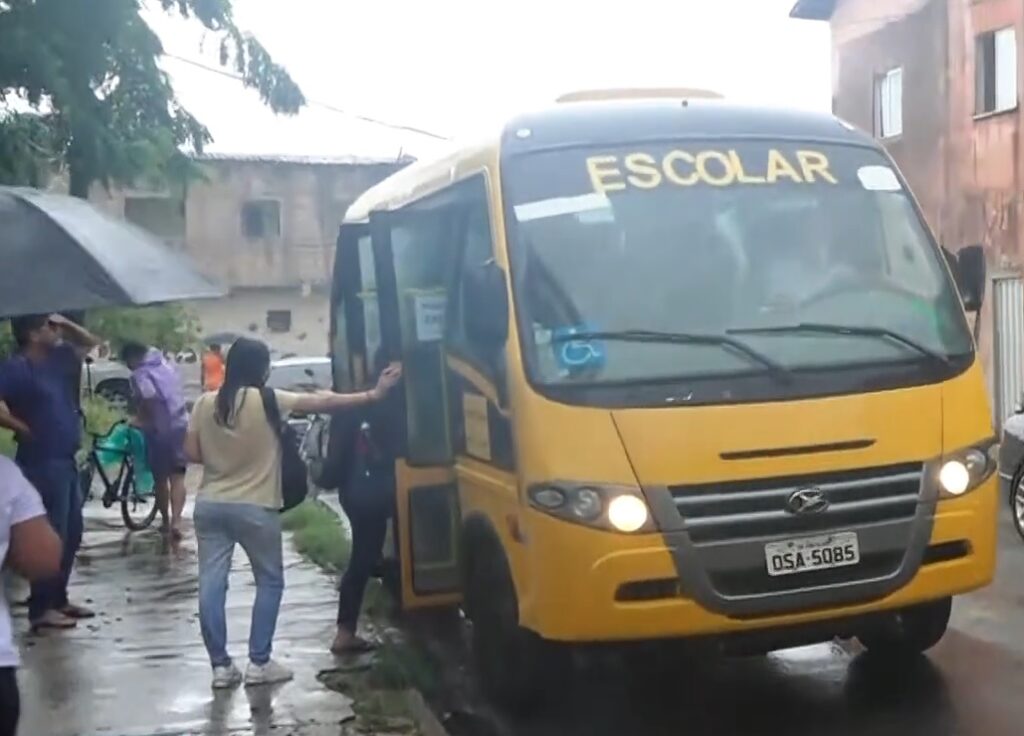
[0,313,101,630]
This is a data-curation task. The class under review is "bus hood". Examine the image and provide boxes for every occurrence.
[610,384,943,487]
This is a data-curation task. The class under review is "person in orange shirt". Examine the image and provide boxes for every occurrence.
[202,344,226,391]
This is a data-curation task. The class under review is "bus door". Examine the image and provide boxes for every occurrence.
[369,200,462,610]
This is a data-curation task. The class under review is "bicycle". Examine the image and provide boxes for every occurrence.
[78,421,160,531]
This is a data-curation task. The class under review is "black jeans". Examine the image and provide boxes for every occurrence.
[336,468,394,631]
[0,667,19,736]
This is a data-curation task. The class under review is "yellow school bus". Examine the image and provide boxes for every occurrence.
[329,94,996,706]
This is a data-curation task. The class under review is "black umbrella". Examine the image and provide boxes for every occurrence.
[0,186,224,317]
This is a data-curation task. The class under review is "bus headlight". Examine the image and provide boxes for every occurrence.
[938,441,997,498]
[528,483,655,533]
[608,495,650,533]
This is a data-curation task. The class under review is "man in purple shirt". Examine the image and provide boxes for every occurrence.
[121,342,189,539]
[0,313,101,630]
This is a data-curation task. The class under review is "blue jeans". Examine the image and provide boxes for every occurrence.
[22,458,82,621]
[194,500,284,668]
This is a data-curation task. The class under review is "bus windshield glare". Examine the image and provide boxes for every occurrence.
[504,140,972,389]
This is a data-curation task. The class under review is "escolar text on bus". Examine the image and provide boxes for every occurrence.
[586,149,839,195]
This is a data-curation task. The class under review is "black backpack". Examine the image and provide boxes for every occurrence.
[259,388,309,512]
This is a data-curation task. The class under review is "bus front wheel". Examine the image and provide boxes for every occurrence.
[858,597,952,656]
[466,539,566,710]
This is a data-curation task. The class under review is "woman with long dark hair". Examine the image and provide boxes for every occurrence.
[184,337,401,689]
[329,352,403,654]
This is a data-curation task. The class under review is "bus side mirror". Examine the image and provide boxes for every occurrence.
[956,244,986,313]
[464,261,509,349]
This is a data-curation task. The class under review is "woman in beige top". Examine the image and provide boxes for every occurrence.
[184,337,400,689]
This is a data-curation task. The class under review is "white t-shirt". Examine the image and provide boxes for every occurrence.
[0,456,46,668]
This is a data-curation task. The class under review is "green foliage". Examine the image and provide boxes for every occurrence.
[367,641,442,699]
[282,499,351,571]
[87,304,200,353]
[0,0,305,195]
[81,395,125,436]
[0,111,59,187]
[0,395,122,459]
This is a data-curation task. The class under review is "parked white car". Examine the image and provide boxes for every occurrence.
[266,356,333,393]
[83,350,202,408]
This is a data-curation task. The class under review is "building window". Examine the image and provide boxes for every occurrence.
[241,200,282,239]
[266,309,292,333]
[874,67,903,139]
[125,196,186,243]
[976,27,1018,115]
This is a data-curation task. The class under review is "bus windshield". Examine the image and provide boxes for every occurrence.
[503,140,972,391]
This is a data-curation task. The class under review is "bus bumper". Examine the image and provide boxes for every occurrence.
[520,476,997,643]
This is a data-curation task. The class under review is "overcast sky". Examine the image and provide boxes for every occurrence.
[147,0,831,160]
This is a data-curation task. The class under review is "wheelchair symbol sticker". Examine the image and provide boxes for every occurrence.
[553,325,606,372]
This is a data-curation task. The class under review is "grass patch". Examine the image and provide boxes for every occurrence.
[319,640,441,733]
[282,499,350,571]
[367,640,442,700]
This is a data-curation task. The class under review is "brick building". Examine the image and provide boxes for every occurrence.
[792,0,1024,423]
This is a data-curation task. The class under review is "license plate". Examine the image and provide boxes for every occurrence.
[764,532,860,577]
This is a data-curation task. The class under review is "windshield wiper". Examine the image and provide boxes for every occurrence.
[550,329,794,382]
[727,323,952,367]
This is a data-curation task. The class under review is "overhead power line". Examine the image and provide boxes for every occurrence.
[164,53,451,141]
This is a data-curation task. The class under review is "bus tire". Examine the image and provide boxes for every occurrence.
[858,597,952,656]
[1010,465,1024,542]
[466,536,565,711]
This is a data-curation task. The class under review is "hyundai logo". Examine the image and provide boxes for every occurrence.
[786,487,829,515]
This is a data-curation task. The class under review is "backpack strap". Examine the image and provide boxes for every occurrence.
[258,387,284,438]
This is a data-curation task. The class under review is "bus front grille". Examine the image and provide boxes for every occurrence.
[665,463,925,604]
[669,463,923,544]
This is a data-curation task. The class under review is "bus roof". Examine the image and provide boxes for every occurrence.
[344,99,874,222]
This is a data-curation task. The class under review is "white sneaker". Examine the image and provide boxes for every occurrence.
[245,659,294,687]
[212,663,243,689]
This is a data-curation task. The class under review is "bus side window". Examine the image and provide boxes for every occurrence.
[444,176,515,471]
[447,183,501,376]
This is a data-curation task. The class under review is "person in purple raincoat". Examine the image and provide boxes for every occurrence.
[121,342,189,539]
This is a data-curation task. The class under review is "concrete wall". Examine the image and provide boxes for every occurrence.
[91,157,403,357]
[185,288,331,357]
[91,159,400,288]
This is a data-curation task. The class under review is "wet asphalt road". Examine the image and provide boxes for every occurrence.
[10,500,1024,735]
[490,510,1024,736]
